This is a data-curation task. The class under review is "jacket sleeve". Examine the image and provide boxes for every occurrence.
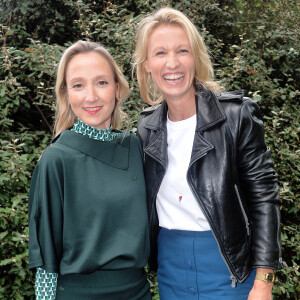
[28,148,64,273]
[237,98,282,269]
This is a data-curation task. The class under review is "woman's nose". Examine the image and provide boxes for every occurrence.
[85,85,98,102]
[166,53,180,69]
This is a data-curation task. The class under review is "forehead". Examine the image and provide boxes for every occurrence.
[149,24,189,42]
[66,52,113,75]
[146,24,192,54]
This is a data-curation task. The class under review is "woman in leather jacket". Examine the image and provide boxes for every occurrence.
[133,7,282,300]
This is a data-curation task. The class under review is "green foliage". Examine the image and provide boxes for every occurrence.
[0,40,64,133]
[0,0,299,299]
[0,130,51,299]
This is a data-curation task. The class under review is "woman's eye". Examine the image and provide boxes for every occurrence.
[98,80,108,85]
[178,49,188,54]
[155,51,165,56]
[72,83,83,89]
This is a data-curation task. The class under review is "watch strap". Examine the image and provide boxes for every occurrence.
[255,272,275,283]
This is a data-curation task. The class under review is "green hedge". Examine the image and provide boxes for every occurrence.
[0,0,299,299]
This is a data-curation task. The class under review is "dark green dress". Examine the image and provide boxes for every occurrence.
[29,129,151,299]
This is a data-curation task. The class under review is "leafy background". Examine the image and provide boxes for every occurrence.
[0,0,299,299]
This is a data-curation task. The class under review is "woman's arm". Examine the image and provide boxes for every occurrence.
[237,99,281,299]
[237,99,281,268]
[29,148,64,273]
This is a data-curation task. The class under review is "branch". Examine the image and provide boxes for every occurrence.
[28,95,53,134]
[33,103,53,134]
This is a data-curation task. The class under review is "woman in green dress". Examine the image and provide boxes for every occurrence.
[28,40,151,300]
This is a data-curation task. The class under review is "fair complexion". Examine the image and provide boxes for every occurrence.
[144,24,196,121]
[66,52,119,129]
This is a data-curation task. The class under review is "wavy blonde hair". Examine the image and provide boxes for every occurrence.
[133,7,221,105]
[54,40,129,136]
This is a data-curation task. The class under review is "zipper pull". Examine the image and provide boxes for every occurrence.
[246,222,250,235]
[230,275,237,288]
[279,257,287,267]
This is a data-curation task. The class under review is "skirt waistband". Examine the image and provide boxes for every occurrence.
[59,268,145,286]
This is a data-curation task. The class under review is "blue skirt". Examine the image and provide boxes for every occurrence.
[157,228,255,300]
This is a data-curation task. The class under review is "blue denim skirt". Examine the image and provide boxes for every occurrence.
[157,228,255,300]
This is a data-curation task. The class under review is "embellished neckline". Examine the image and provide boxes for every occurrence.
[71,119,120,141]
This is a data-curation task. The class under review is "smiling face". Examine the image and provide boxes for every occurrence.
[66,52,119,129]
[144,24,195,103]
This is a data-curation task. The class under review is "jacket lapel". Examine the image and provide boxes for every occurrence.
[195,89,226,132]
[143,101,168,168]
[190,89,226,165]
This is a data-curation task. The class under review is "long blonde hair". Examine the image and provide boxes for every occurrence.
[133,7,221,105]
[54,40,129,136]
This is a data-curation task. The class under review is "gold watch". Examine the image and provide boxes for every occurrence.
[255,272,275,283]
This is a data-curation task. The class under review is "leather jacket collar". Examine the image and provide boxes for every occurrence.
[142,88,230,167]
[143,88,229,132]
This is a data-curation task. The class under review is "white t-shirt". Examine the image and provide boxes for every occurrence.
[156,114,211,231]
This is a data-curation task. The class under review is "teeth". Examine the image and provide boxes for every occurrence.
[163,74,184,81]
[84,106,102,111]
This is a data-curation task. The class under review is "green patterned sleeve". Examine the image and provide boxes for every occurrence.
[35,268,58,299]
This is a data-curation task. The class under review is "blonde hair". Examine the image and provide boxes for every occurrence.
[133,7,221,105]
[54,40,129,136]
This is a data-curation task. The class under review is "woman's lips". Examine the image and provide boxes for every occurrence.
[83,106,103,114]
[163,73,184,85]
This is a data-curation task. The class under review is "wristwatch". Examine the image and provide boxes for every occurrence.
[255,272,275,283]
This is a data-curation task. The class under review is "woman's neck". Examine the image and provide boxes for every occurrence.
[166,94,196,122]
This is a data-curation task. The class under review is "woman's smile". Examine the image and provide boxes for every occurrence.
[163,72,185,85]
[83,106,103,114]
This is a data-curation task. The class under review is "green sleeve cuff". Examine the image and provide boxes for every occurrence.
[35,268,58,299]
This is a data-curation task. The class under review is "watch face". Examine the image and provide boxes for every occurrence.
[266,273,275,282]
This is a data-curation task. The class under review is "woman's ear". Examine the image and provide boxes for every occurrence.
[144,60,150,73]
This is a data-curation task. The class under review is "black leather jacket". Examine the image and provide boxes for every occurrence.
[138,88,282,283]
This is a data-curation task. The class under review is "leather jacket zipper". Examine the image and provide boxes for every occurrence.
[234,184,250,235]
[187,153,238,287]
[187,176,238,287]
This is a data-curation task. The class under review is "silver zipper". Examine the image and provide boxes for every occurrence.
[234,184,250,235]
[230,275,237,288]
[187,155,238,288]
[276,206,284,268]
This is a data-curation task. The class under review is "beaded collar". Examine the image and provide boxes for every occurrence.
[71,119,120,141]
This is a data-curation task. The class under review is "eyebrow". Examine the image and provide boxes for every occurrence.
[68,75,110,83]
[151,44,191,51]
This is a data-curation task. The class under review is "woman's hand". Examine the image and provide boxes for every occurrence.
[248,268,274,300]
[248,280,273,300]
